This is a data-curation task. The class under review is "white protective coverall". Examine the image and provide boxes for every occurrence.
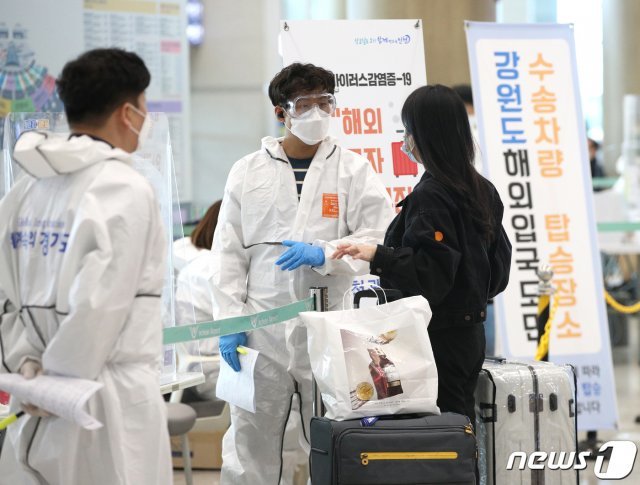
[211,136,394,484]
[174,241,219,399]
[0,132,172,485]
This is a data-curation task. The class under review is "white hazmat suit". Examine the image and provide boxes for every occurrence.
[174,240,219,399]
[211,136,394,484]
[0,132,172,485]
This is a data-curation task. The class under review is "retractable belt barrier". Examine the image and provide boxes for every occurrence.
[162,297,316,345]
[604,290,640,314]
[534,287,640,361]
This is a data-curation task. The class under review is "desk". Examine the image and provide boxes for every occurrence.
[0,375,203,417]
[160,372,205,395]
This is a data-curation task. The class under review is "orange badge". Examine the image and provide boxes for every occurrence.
[435,231,444,242]
[322,193,339,218]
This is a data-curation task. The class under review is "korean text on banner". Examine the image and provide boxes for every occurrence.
[280,19,427,293]
[466,22,617,430]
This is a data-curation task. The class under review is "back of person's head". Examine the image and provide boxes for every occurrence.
[402,84,495,242]
[452,84,474,107]
[402,84,475,177]
[57,48,150,127]
[191,200,223,250]
[268,63,335,108]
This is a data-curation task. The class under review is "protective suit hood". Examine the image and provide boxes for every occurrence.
[12,130,132,179]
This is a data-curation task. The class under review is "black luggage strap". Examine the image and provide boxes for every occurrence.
[478,402,497,423]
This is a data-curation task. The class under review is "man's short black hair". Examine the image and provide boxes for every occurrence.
[57,48,151,126]
[268,63,335,107]
[452,84,474,107]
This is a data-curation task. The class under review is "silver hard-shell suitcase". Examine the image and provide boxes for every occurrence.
[475,358,578,485]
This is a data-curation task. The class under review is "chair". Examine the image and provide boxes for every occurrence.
[170,353,231,473]
[166,402,197,485]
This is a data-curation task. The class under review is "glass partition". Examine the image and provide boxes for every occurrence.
[1,112,205,393]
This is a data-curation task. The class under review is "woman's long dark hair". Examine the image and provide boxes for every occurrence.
[401,84,495,243]
[191,200,222,250]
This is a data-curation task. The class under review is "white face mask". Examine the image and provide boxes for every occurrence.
[126,103,152,152]
[287,106,331,145]
[401,133,419,164]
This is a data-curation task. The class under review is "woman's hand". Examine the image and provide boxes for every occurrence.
[331,243,378,262]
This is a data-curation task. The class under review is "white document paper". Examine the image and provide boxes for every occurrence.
[216,347,259,413]
[0,374,104,430]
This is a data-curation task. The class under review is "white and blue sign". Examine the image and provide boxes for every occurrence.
[466,22,618,431]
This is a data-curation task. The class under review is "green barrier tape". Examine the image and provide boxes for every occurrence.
[597,221,640,232]
[162,297,316,345]
[592,177,618,190]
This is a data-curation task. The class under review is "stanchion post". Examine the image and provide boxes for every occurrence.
[536,264,555,362]
[309,287,328,418]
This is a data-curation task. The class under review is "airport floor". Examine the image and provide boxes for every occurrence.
[174,316,640,485]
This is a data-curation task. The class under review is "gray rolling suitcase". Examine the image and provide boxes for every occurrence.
[310,413,478,484]
[475,358,578,485]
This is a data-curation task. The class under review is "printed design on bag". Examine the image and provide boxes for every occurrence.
[322,193,339,218]
[190,326,199,340]
[355,382,374,402]
[341,327,408,410]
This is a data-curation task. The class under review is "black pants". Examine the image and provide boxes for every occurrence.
[429,323,486,425]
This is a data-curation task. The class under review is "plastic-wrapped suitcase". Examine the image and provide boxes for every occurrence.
[475,358,578,485]
[309,289,478,484]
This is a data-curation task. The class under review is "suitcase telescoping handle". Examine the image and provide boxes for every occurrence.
[484,356,507,363]
[353,288,404,309]
[310,287,329,418]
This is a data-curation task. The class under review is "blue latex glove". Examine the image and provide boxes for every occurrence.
[275,240,325,271]
[219,333,247,372]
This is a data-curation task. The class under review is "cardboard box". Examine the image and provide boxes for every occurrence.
[171,430,225,470]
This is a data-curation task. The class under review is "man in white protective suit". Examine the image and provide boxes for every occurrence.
[0,48,172,485]
[211,62,395,484]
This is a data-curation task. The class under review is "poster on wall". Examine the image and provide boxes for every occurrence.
[466,21,617,430]
[280,19,427,292]
[1,0,191,200]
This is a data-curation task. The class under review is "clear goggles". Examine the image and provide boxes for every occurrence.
[283,93,336,118]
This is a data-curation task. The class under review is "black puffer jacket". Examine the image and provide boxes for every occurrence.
[371,172,512,329]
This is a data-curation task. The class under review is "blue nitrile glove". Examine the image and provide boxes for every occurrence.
[275,240,325,271]
[219,332,247,372]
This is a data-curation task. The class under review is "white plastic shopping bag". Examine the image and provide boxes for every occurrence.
[300,295,439,420]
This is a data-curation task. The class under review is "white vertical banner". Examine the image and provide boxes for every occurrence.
[280,19,427,293]
[466,22,617,430]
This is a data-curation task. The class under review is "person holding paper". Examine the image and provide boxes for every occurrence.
[0,48,172,485]
[210,62,394,484]
[333,84,512,425]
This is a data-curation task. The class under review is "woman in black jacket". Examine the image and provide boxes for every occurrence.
[333,84,512,423]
